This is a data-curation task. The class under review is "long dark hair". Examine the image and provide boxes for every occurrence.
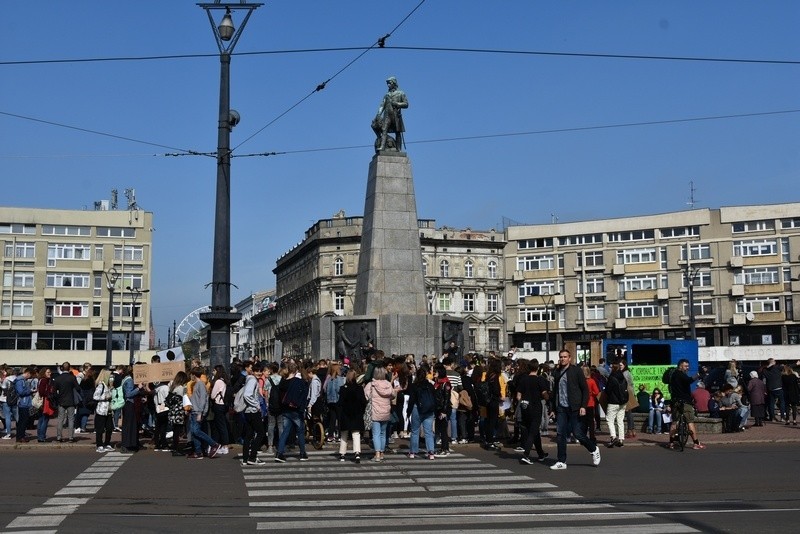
[413,367,429,386]
[212,365,229,386]
[169,371,188,392]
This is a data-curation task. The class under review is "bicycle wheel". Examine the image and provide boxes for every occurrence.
[311,421,325,450]
[677,415,689,452]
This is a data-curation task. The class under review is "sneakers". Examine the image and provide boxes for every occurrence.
[457,439,468,444]
[434,449,450,458]
[550,462,568,470]
[615,439,624,448]
[354,453,361,464]
[208,444,221,459]
[218,446,229,455]
[104,445,115,452]
[1,434,11,440]
[591,447,602,466]
[247,458,267,466]
[299,453,309,461]
[75,428,82,434]
[605,439,617,448]
[513,446,525,452]
[274,454,287,463]
[338,453,346,462]
[519,456,534,465]
[536,452,550,462]
[186,452,204,459]
[407,453,416,459]
[428,452,435,460]
[692,443,706,450]
[96,446,106,453]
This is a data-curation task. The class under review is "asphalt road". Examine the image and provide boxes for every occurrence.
[0,441,796,533]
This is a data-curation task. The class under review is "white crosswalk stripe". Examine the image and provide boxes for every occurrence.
[242,450,701,532]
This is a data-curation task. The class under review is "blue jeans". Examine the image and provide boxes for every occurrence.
[449,408,458,441]
[277,410,306,455]
[371,420,388,453]
[37,415,50,441]
[555,406,597,464]
[767,389,786,420]
[409,405,434,454]
[648,409,663,432]
[1,402,13,436]
[188,414,215,454]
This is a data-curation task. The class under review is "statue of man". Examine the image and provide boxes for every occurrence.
[371,76,408,151]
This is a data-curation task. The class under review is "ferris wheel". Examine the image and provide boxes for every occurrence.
[175,306,210,343]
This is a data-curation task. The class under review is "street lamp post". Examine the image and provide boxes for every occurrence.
[198,1,262,371]
[104,268,121,369]
[543,292,561,363]
[126,286,150,365]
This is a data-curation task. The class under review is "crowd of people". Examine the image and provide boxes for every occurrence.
[0,351,797,467]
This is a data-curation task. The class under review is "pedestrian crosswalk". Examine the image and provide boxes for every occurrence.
[241,450,700,533]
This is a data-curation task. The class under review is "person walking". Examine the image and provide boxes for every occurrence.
[516,359,549,465]
[605,360,629,448]
[550,349,601,470]
[337,369,367,463]
[241,361,267,465]
[186,368,221,460]
[274,361,309,463]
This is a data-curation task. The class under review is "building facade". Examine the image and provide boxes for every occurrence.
[273,212,507,359]
[0,206,154,365]
[232,290,276,361]
[505,203,800,355]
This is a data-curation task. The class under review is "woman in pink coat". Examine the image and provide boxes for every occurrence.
[364,367,398,462]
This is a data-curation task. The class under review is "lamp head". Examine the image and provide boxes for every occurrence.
[218,8,235,41]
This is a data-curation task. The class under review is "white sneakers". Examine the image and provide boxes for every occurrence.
[591,447,602,466]
[550,462,567,470]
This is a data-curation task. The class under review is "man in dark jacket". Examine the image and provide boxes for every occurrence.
[53,362,79,442]
[763,358,786,422]
[549,349,601,470]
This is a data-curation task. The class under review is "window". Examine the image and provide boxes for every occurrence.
[584,274,605,294]
[519,307,556,322]
[113,303,142,319]
[1,300,33,317]
[733,240,777,257]
[42,225,90,236]
[488,330,500,351]
[3,272,34,288]
[517,255,554,271]
[46,273,91,288]
[660,226,700,239]
[620,275,657,296]
[558,234,602,246]
[736,297,780,314]
[469,329,476,351]
[608,229,655,242]
[660,247,667,270]
[0,331,32,350]
[616,248,657,265]
[94,245,104,261]
[334,257,344,276]
[578,251,604,267]
[786,296,794,321]
[438,293,451,312]
[734,267,780,285]
[54,301,89,317]
[487,293,499,313]
[93,303,101,317]
[0,224,35,235]
[114,245,144,261]
[96,227,135,238]
[35,331,88,351]
[618,302,659,318]
[464,260,473,278]
[518,282,556,303]
[578,304,605,321]
[782,237,790,262]
[122,274,143,289]
[732,220,774,233]
[781,217,800,229]
[4,241,35,258]
[487,261,497,279]
[334,292,345,313]
[682,244,711,260]
[463,293,475,312]
[422,259,428,275]
[685,270,712,288]
[440,260,449,278]
[683,299,713,316]
[48,243,91,260]
[518,238,553,250]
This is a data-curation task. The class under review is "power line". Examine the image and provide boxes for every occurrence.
[2,45,798,67]
[232,0,427,152]
[0,110,207,156]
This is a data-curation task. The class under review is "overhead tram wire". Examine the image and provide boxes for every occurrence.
[232,0,428,152]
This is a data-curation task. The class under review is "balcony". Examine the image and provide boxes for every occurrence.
[729,257,744,268]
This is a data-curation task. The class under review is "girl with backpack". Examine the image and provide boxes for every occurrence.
[433,364,453,457]
[209,365,230,453]
[92,370,114,452]
[406,367,436,460]
[337,369,367,463]
[166,371,189,456]
[324,362,345,443]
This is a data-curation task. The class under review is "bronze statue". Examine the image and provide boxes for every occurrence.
[371,76,408,151]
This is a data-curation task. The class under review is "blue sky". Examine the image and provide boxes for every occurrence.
[2,2,798,344]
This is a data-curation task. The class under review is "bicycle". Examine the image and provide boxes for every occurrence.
[672,400,690,452]
[305,412,325,450]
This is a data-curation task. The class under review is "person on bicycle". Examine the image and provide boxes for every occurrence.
[668,358,706,450]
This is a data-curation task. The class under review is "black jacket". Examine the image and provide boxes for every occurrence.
[606,370,628,405]
[53,372,79,407]
[551,364,589,412]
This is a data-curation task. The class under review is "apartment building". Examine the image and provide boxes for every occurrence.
[505,203,800,354]
[0,206,153,365]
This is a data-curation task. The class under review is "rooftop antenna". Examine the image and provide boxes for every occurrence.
[110,189,118,210]
[687,181,697,209]
[124,188,137,210]
[550,213,559,224]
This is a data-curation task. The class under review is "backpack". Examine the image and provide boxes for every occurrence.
[281,378,308,410]
[165,392,185,425]
[474,381,490,407]
[416,385,436,415]
[110,377,130,411]
[5,382,19,407]
[662,367,676,385]
[232,386,247,413]
[267,377,282,414]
